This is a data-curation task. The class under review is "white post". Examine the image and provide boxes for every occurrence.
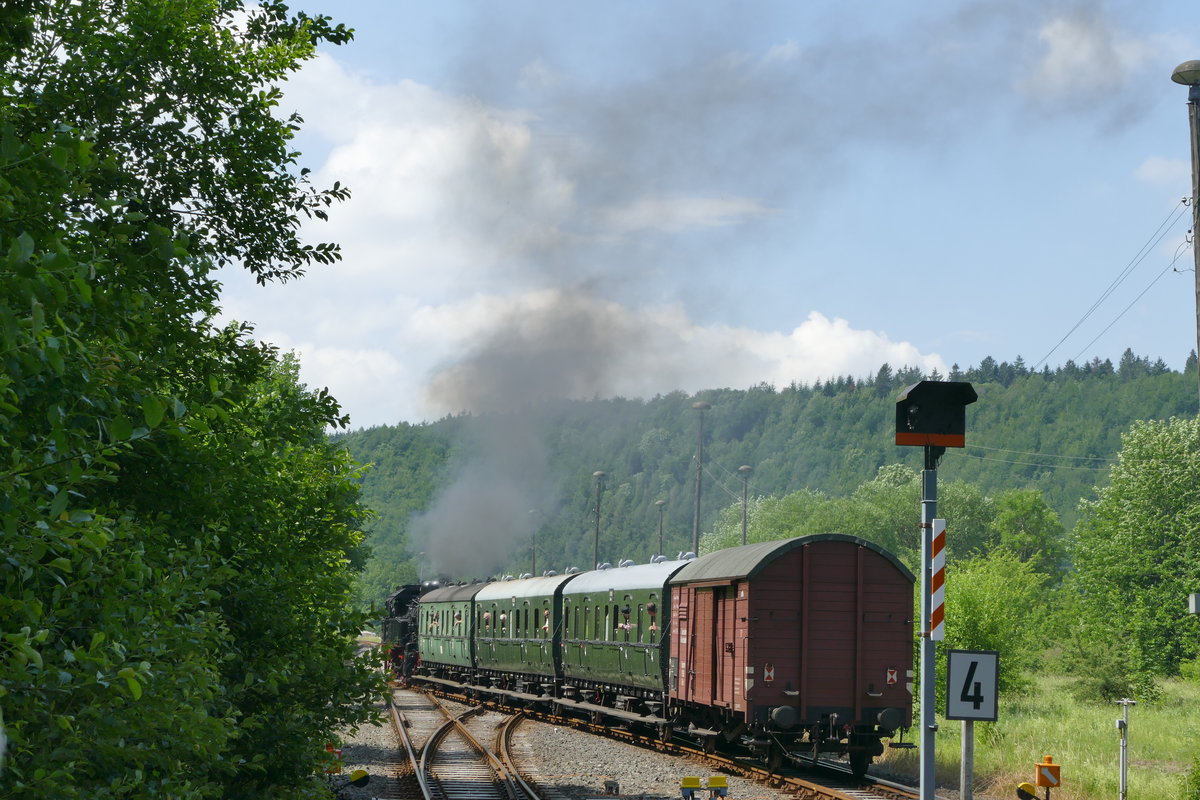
[960,720,974,800]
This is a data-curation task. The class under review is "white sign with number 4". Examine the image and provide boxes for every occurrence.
[945,649,999,721]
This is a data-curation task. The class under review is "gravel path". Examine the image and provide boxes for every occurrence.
[513,716,793,800]
[328,703,400,799]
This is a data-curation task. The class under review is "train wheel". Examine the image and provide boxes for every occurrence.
[767,744,784,772]
[849,748,871,777]
[702,736,717,755]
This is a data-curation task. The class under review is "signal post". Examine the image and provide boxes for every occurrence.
[895,381,977,800]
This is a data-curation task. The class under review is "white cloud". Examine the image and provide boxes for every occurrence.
[1018,14,1157,101]
[762,41,801,65]
[1134,155,1190,188]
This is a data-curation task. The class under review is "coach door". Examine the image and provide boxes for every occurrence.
[713,586,735,708]
[692,588,716,703]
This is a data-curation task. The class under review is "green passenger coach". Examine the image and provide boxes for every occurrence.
[474,573,578,690]
[418,582,487,680]
[560,558,690,704]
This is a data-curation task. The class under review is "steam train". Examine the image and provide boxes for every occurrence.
[381,533,913,776]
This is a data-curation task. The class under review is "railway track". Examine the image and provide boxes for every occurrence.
[381,688,544,800]
[410,681,932,800]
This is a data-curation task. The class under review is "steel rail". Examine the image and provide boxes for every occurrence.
[388,698,432,800]
[496,713,543,800]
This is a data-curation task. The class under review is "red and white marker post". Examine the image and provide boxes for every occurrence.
[930,519,946,641]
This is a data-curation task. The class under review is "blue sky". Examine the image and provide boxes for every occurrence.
[219,0,1200,429]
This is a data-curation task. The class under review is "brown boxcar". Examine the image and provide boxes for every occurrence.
[667,534,913,773]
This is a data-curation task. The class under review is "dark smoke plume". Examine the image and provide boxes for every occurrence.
[410,0,1164,578]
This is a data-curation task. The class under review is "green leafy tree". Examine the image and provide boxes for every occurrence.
[989,488,1067,580]
[0,3,377,798]
[1071,417,1200,682]
[936,550,1048,707]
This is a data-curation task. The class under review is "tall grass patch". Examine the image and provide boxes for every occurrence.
[874,674,1200,799]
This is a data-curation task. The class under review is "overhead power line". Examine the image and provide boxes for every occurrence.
[1033,200,1190,370]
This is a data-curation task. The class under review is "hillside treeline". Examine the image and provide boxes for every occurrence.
[343,349,1194,597]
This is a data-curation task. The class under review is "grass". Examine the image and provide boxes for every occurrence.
[873,674,1200,799]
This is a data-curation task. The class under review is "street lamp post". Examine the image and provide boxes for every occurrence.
[738,465,752,545]
[690,401,710,555]
[1171,59,1200,408]
[592,470,606,569]
[654,499,666,558]
[528,509,538,576]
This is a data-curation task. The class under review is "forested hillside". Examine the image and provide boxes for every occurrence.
[341,350,1196,604]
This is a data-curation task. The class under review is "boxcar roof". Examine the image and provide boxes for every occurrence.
[474,572,578,602]
[668,533,915,584]
[421,583,490,603]
[561,559,691,596]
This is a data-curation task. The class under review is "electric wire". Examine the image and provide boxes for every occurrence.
[1069,237,1192,362]
[961,451,1112,472]
[1032,200,1190,370]
[705,456,764,498]
[966,443,1113,462]
[693,455,743,502]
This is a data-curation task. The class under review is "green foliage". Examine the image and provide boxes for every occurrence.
[0,3,379,798]
[989,488,1067,581]
[1186,754,1200,800]
[1070,417,1200,682]
[936,551,1048,707]
[1061,630,1155,704]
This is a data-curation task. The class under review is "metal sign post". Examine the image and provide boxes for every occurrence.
[919,460,937,798]
[895,381,977,800]
[1116,699,1135,800]
[946,649,999,800]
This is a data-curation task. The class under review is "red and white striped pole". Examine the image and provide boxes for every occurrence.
[930,519,946,641]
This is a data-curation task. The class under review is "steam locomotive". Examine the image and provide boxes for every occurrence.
[381,533,913,775]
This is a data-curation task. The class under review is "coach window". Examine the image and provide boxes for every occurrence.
[637,604,644,643]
